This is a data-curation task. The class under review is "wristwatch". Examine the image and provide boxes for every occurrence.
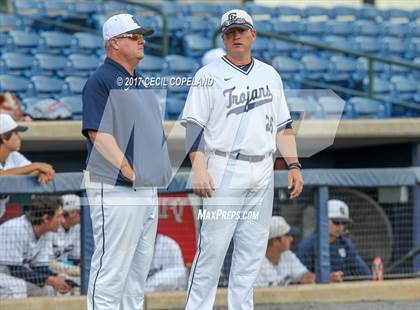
[287,162,302,170]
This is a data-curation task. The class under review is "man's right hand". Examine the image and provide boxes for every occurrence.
[330,271,344,282]
[46,275,72,293]
[121,164,136,182]
[192,167,214,198]
[34,163,55,176]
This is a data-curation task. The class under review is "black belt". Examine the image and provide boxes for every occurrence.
[214,150,271,162]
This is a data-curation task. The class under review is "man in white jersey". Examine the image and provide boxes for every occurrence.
[0,114,55,218]
[145,234,187,292]
[0,197,71,298]
[255,216,315,287]
[49,194,81,279]
[182,9,304,309]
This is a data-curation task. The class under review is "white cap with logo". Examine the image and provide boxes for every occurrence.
[220,9,254,34]
[0,114,27,135]
[61,194,81,212]
[268,216,291,240]
[328,199,351,223]
[102,13,154,41]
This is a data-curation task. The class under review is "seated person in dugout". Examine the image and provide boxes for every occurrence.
[0,114,55,219]
[49,194,81,287]
[255,216,315,287]
[297,200,371,282]
[0,196,73,298]
[145,234,187,292]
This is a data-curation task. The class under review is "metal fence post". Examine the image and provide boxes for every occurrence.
[81,194,94,295]
[316,186,330,283]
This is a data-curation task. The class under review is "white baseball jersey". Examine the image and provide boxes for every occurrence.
[49,224,80,262]
[0,151,31,170]
[0,215,52,271]
[145,234,187,292]
[181,56,292,156]
[254,250,308,287]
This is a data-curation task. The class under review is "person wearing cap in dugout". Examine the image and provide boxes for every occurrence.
[297,200,371,282]
[0,114,55,218]
[255,216,315,287]
[82,13,171,310]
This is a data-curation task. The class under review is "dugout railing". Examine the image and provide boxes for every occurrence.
[0,167,419,294]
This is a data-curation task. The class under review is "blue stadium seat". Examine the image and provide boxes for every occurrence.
[101,1,132,16]
[413,57,420,80]
[268,39,295,58]
[381,37,408,58]
[406,37,420,59]
[140,15,162,37]
[0,33,7,49]
[137,55,165,76]
[68,54,101,77]
[244,3,272,17]
[13,0,44,17]
[166,77,190,101]
[64,76,87,95]
[362,77,392,97]
[30,75,66,98]
[34,54,68,77]
[301,20,326,36]
[300,55,329,80]
[411,9,420,22]
[38,31,73,55]
[353,36,381,54]
[317,96,348,119]
[187,3,219,17]
[272,56,301,81]
[183,34,212,59]
[43,1,72,18]
[325,20,354,37]
[71,32,103,55]
[183,16,210,36]
[7,30,40,54]
[165,97,185,120]
[90,14,108,31]
[164,55,199,76]
[356,57,386,81]
[324,55,358,85]
[347,97,388,118]
[21,96,41,109]
[217,3,239,16]
[383,8,411,22]
[0,74,32,98]
[353,20,381,36]
[71,1,97,19]
[286,96,322,119]
[382,22,410,38]
[322,35,354,52]
[408,22,420,38]
[356,5,383,21]
[276,6,302,19]
[0,13,24,31]
[295,35,318,56]
[0,52,35,77]
[390,76,417,101]
[158,2,185,17]
[253,21,272,33]
[60,95,83,120]
[270,20,300,36]
[329,6,357,19]
[302,6,329,19]
[252,37,271,62]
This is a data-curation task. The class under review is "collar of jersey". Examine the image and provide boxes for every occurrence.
[222,56,254,76]
[105,57,138,78]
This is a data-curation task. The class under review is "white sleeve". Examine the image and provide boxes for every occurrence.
[288,251,309,283]
[0,223,25,266]
[254,258,272,288]
[68,225,81,260]
[181,69,212,128]
[275,73,292,131]
[13,152,32,167]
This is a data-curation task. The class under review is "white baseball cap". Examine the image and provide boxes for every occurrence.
[220,9,254,34]
[0,114,27,135]
[61,194,81,212]
[102,13,154,41]
[328,199,351,223]
[201,48,225,66]
[268,216,291,240]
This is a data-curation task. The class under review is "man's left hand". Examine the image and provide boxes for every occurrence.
[288,169,304,199]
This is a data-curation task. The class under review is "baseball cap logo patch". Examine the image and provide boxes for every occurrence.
[228,12,237,21]
[131,16,141,27]
[340,206,346,216]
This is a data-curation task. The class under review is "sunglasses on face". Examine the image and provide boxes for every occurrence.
[114,33,144,41]
[331,220,347,226]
